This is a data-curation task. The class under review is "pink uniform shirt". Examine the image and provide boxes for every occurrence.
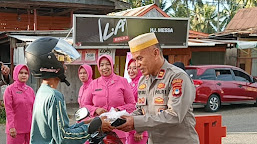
[82,55,136,116]
[78,64,93,108]
[4,64,35,134]
[82,55,136,140]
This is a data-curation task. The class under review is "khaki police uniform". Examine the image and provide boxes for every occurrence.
[133,60,199,144]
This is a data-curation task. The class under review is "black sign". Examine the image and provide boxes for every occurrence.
[73,15,189,48]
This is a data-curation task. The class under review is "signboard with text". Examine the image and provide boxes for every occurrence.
[71,49,116,65]
[73,15,189,48]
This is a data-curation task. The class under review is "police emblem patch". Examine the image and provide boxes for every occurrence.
[172,79,183,97]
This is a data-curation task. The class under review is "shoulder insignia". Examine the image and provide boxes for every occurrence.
[139,84,146,90]
[157,69,165,79]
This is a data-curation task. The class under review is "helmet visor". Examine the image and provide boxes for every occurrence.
[53,39,80,63]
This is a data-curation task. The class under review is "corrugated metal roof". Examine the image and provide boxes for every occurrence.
[108,4,169,17]
[8,35,73,44]
[109,4,155,16]
[226,7,257,31]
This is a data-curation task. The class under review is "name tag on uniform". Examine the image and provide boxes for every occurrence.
[16,91,22,94]
[95,89,102,91]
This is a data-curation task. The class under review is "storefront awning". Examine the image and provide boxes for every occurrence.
[236,41,257,49]
[8,35,73,45]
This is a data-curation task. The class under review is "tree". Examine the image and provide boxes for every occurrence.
[191,4,217,33]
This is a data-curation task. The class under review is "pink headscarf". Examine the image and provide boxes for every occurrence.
[78,64,93,107]
[13,64,30,88]
[97,55,114,82]
[127,59,142,102]
[78,64,93,89]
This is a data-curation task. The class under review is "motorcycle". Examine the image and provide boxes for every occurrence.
[74,108,126,144]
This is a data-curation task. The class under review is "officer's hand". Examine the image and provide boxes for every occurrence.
[95,108,107,116]
[134,132,143,142]
[9,128,17,138]
[1,64,10,76]
[116,115,134,132]
[100,116,114,132]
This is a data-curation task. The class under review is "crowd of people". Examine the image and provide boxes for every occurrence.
[0,32,199,144]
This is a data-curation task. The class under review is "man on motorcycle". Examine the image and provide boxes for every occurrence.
[25,37,113,144]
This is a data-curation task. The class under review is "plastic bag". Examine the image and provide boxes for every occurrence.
[99,107,129,124]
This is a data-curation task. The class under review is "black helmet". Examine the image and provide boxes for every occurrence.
[25,37,80,86]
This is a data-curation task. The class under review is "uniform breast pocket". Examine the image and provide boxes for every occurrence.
[92,88,106,106]
[12,91,24,105]
[153,95,168,106]
[153,95,168,113]
[111,87,125,103]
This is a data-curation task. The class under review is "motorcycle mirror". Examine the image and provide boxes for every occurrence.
[74,107,90,121]
[88,117,102,134]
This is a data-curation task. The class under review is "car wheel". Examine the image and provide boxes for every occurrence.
[204,94,220,112]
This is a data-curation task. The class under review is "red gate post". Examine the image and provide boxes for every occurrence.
[195,115,226,144]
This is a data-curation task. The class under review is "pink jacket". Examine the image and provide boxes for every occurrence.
[78,64,93,108]
[82,55,136,116]
[4,64,35,134]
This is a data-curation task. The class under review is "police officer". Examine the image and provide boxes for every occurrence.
[117,33,199,144]
[0,62,10,86]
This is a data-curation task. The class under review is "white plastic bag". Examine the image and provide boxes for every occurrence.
[99,107,129,123]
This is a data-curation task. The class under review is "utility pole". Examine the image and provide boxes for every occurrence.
[217,0,220,32]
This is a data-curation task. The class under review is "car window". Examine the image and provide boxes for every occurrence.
[215,69,234,81]
[185,69,198,79]
[233,70,251,82]
[198,69,216,80]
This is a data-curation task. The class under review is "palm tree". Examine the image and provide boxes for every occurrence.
[218,0,257,31]
[191,4,217,33]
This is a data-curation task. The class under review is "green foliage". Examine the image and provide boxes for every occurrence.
[127,0,257,33]
[0,101,6,124]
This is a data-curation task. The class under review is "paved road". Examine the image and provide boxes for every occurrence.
[194,104,257,132]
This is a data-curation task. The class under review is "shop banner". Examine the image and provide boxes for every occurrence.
[71,49,116,65]
[73,15,189,48]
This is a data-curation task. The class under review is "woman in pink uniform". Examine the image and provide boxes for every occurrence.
[77,64,93,108]
[126,59,148,144]
[4,64,35,144]
[82,55,136,143]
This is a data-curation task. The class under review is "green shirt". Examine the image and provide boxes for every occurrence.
[30,84,90,144]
